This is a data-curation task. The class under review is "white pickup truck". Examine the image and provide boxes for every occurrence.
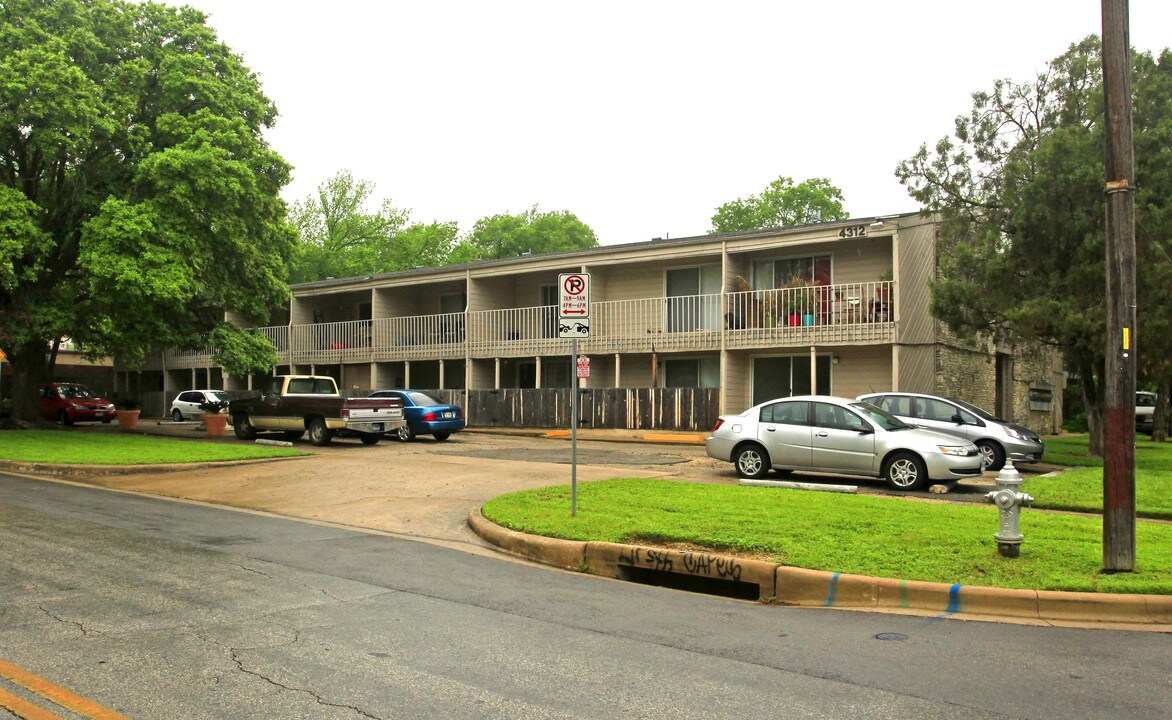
[229,375,404,446]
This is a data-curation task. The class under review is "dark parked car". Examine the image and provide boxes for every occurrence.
[368,390,465,441]
[39,382,116,425]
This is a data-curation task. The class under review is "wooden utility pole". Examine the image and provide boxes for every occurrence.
[1101,0,1136,571]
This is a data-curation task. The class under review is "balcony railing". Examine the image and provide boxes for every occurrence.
[136,281,894,369]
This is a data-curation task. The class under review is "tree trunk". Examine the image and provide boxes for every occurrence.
[1153,380,1170,443]
[7,341,54,423]
[1080,358,1105,456]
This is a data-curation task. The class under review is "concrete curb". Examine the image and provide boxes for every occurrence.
[0,455,307,479]
[468,508,1172,628]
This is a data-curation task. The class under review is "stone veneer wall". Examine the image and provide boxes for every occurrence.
[933,324,1062,436]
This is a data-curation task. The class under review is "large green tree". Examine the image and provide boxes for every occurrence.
[447,206,598,264]
[288,170,458,283]
[709,176,848,234]
[895,37,1172,453]
[0,0,295,421]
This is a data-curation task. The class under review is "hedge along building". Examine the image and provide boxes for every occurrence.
[116,212,1064,433]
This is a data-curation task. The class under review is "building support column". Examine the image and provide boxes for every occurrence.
[614,354,621,388]
[536,356,542,389]
[494,358,501,389]
[810,346,817,395]
[439,359,445,389]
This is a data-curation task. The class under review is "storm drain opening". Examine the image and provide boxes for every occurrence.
[617,565,761,600]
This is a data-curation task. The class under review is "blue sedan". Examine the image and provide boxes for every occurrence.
[368,390,465,441]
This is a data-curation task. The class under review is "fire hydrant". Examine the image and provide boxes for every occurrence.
[985,460,1033,558]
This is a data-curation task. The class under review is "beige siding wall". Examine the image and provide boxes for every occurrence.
[895,344,937,392]
[895,217,937,344]
[471,358,495,389]
[722,351,751,412]
[341,363,372,393]
[469,276,511,312]
[831,346,894,399]
[600,262,667,301]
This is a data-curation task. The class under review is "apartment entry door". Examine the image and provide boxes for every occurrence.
[752,355,831,407]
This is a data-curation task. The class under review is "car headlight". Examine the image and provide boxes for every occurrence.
[71,403,87,410]
[1002,426,1024,440]
[937,445,972,457]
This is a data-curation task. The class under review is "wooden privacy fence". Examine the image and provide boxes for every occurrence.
[427,387,721,432]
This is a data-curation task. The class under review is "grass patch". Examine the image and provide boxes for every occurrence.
[0,430,308,464]
[483,478,1172,594]
[1028,434,1172,519]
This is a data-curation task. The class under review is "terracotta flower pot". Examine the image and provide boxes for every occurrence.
[204,412,229,437]
[116,409,140,431]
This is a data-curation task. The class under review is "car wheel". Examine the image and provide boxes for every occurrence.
[397,425,415,442]
[58,409,74,426]
[433,432,451,441]
[976,440,1006,472]
[172,408,184,422]
[233,413,257,440]
[734,444,770,480]
[308,417,333,446]
[282,431,305,441]
[884,452,928,491]
[359,433,381,445]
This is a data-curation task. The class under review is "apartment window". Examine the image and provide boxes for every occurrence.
[753,255,832,289]
[665,265,720,332]
[662,357,719,388]
[751,355,831,406]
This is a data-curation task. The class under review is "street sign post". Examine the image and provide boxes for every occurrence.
[558,273,590,515]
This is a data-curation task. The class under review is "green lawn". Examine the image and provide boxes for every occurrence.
[483,434,1172,595]
[0,430,308,464]
[1029,434,1172,518]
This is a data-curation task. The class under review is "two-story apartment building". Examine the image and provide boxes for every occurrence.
[116,213,1064,433]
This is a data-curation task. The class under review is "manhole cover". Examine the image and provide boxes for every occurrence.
[874,632,909,642]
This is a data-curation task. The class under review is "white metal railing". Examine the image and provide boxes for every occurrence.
[373,312,466,360]
[146,281,894,368]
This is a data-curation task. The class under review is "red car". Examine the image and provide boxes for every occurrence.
[39,383,116,425]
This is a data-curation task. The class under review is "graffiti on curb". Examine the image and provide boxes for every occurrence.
[617,547,742,582]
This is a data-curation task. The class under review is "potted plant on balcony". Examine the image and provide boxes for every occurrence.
[199,398,231,437]
[115,398,141,432]
[784,279,816,326]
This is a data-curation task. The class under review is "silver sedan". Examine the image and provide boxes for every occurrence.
[705,395,983,490]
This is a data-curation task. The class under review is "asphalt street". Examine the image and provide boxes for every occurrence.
[3,472,1170,720]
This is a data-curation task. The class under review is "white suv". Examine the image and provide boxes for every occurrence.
[1137,391,1157,434]
[169,389,230,421]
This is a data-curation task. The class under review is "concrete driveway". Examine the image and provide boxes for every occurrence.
[56,427,725,553]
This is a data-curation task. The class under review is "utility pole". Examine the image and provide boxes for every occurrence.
[1101,0,1136,571]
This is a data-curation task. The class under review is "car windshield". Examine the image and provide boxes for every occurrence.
[58,385,95,399]
[949,397,1001,422]
[205,391,229,403]
[1137,393,1157,408]
[407,391,441,406]
[850,401,910,430]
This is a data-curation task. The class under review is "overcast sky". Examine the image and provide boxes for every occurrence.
[171,1,1172,246]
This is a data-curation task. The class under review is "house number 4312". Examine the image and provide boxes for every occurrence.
[838,224,867,238]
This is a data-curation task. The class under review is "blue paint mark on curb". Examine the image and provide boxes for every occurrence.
[825,572,840,606]
[948,584,963,614]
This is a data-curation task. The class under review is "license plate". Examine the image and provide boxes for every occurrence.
[372,423,384,432]
[95,411,105,417]
[442,411,454,419]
